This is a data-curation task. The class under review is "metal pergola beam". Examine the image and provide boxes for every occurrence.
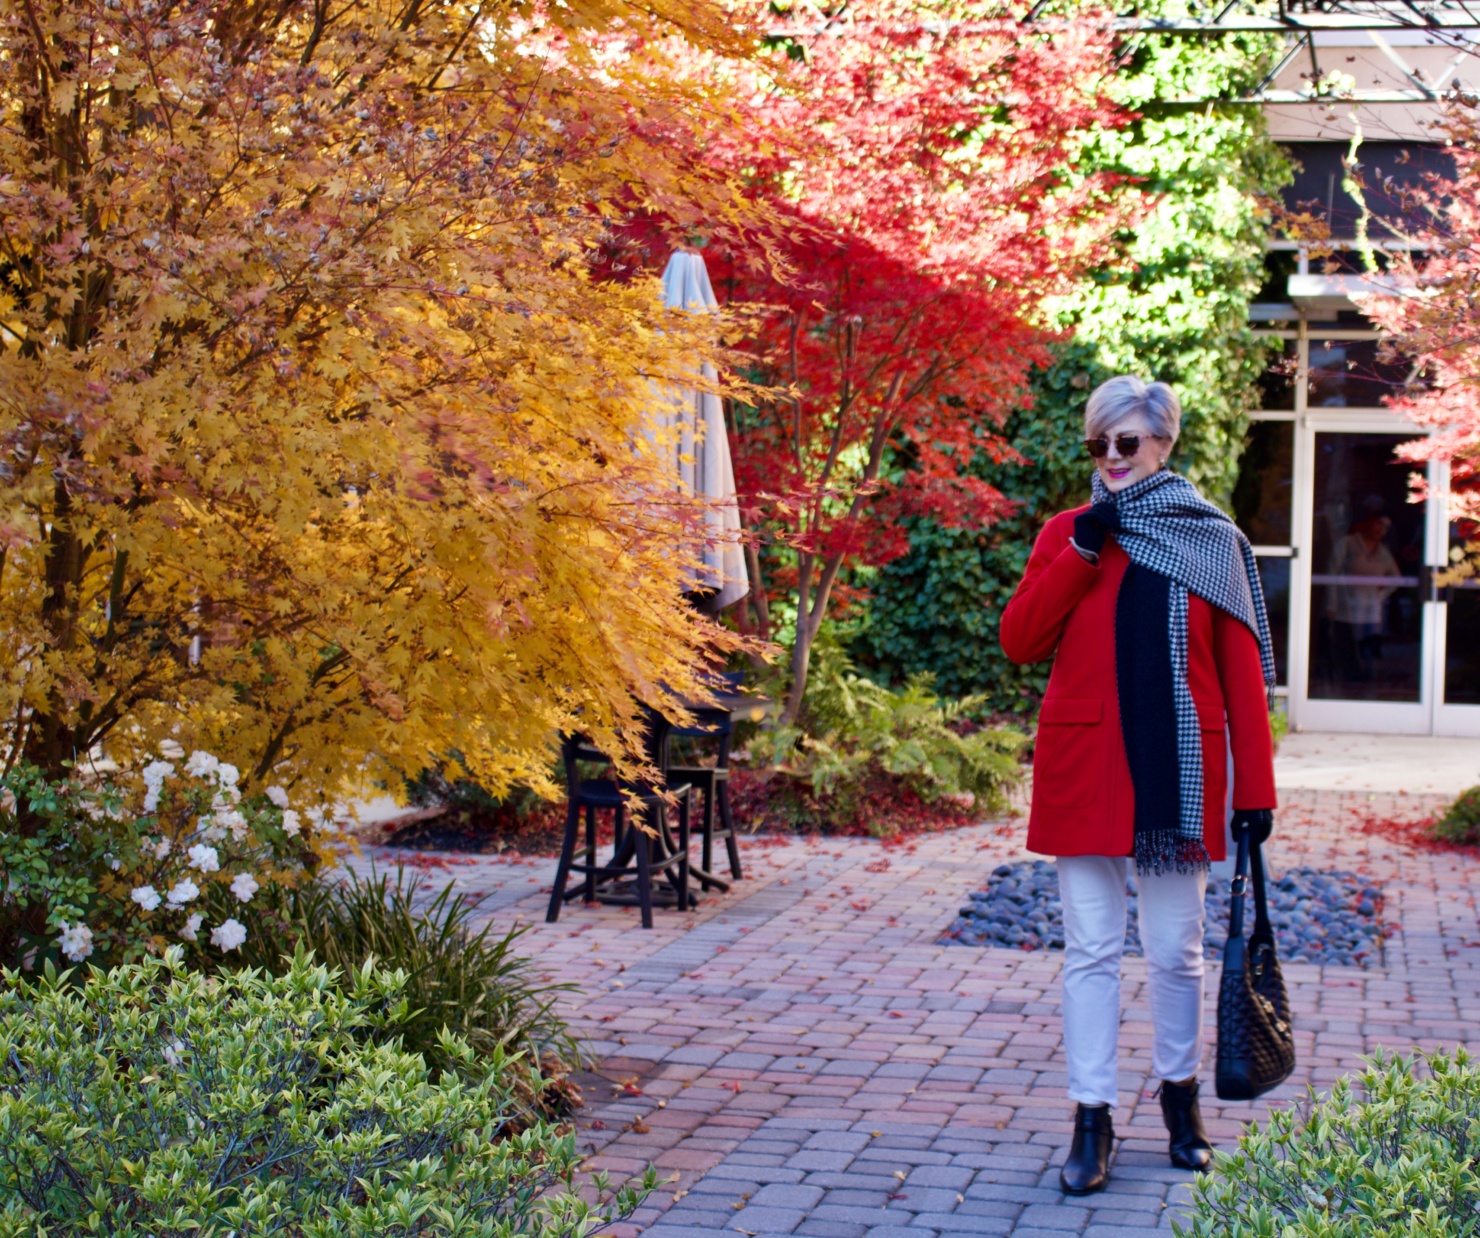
[1160,88,1460,100]
[1106,15,1478,32]
[1090,0,1480,34]
[1026,3,1480,107]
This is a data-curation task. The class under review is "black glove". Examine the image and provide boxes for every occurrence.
[1072,502,1120,557]
[1231,808,1274,845]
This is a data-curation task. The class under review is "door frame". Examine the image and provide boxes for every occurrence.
[1250,307,1480,736]
[1289,409,1436,735]
[1429,460,1480,737]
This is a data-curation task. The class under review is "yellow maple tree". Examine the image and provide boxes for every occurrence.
[0,0,758,802]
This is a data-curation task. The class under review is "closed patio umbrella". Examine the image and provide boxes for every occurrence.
[656,249,749,612]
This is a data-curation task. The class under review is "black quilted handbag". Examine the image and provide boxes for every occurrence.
[1215,822,1295,1101]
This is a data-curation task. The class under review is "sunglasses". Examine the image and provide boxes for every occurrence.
[1083,433,1160,460]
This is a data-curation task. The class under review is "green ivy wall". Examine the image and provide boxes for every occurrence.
[856,21,1290,711]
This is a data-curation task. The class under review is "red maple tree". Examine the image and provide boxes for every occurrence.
[1360,106,1480,545]
[677,3,1139,721]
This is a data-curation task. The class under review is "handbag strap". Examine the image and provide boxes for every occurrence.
[1228,824,1251,939]
[1249,829,1274,940]
[1228,821,1275,941]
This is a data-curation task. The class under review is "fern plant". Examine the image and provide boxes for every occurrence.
[747,635,1023,834]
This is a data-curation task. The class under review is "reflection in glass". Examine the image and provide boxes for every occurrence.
[1444,519,1480,706]
[1233,422,1294,545]
[1308,338,1423,408]
[1445,587,1480,706]
[1308,432,1423,702]
[1256,556,1290,686]
[1256,340,1297,411]
[1255,251,1299,304]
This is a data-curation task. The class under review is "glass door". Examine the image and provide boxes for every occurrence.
[1296,424,1432,733]
[1243,317,1475,735]
[1431,467,1480,737]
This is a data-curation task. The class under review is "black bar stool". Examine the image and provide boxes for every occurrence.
[546,713,692,929]
[667,671,745,891]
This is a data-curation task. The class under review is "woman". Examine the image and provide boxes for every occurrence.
[1000,375,1276,1195]
[1325,506,1400,683]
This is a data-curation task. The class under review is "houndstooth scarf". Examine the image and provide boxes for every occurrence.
[1092,468,1277,875]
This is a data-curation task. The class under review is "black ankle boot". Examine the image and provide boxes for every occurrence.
[1059,1103,1114,1195]
[1160,1077,1214,1171]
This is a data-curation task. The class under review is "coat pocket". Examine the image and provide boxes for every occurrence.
[1035,697,1105,810]
[1201,715,1230,832]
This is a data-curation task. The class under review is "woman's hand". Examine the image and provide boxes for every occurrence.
[1072,502,1120,557]
[1231,808,1274,844]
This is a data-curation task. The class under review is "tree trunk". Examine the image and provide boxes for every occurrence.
[23,479,86,781]
[777,536,855,729]
[781,618,812,728]
[777,549,815,727]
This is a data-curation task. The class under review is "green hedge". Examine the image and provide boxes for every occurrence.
[857,20,1289,709]
[1178,1050,1480,1237]
[0,951,649,1237]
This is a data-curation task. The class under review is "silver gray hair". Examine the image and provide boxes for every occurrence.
[1084,375,1181,443]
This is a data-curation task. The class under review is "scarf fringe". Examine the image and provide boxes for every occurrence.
[1134,830,1211,877]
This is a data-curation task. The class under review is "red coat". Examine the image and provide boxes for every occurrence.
[1000,506,1277,861]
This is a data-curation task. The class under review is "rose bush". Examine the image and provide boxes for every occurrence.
[0,750,330,972]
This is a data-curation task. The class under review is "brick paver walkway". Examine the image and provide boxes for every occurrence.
[352,788,1477,1237]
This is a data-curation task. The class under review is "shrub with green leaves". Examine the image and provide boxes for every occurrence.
[1431,785,1480,846]
[1177,1049,1480,1238]
[745,636,1023,835]
[0,951,650,1238]
[204,867,581,1094]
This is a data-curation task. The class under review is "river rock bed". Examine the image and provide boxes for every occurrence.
[943,859,1387,967]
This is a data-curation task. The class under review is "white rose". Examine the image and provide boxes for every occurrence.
[281,809,302,837]
[218,809,248,841]
[265,785,290,809]
[179,913,203,941]
[229,873,259,903]
[158,740,185,759]
[215,763,240,789]
[57,921,94,962]
[210,918,247,951]
[142,759,176,784]
[131,885,162,911]
[153,838,172,860]
[143,789,161,813]
[187,843,220,873]
[184,751,219,778]
[166,878,199,906]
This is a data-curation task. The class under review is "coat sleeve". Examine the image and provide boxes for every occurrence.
[1214,609,1278,810]
[1000,512,1100,665]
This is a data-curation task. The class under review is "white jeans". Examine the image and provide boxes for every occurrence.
[1057,855,1207,1108]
